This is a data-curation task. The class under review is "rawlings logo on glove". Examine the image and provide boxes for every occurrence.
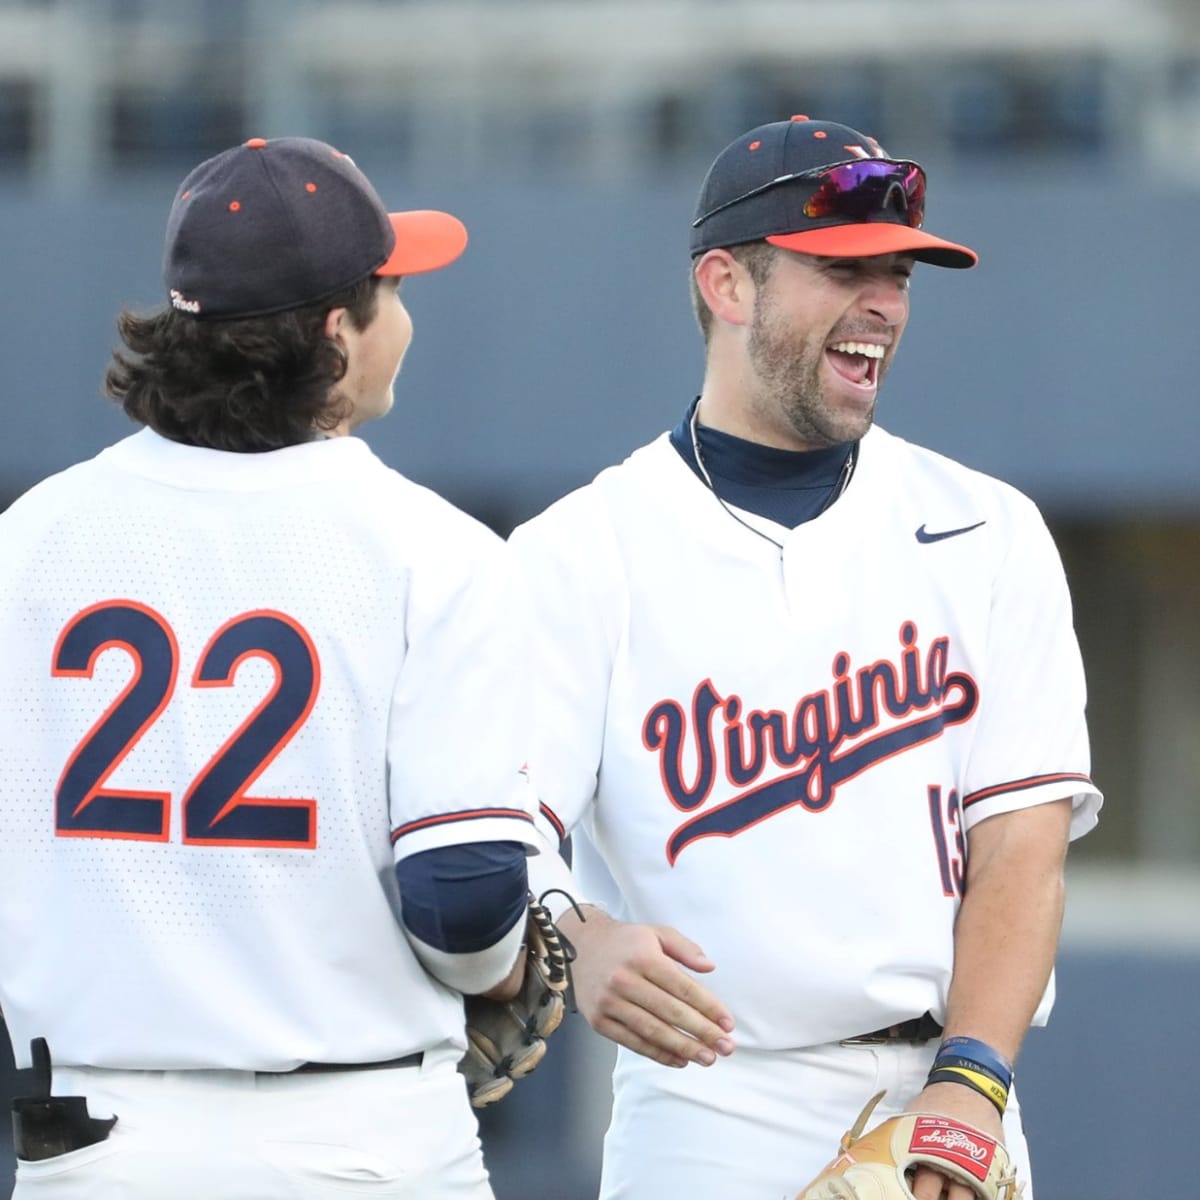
[794,1091,1023,1200]
[457,893,571,1107]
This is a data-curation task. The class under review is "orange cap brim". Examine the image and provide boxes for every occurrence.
[377,210,469,276]
[767,223,977,269]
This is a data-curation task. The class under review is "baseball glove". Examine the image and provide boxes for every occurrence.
[458,893,571,1107]
[794,1091,1023,1200]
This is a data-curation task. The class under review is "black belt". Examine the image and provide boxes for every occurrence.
[840,1013,944,1045]
[284,1052,424,1075]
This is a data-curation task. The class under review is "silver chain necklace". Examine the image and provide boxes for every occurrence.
[687,404,857,552]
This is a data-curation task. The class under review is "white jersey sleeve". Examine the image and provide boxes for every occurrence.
[509,489,624,849]
[386,533,539,859]
[959,488,1100,836]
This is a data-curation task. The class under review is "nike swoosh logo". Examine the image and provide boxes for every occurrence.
[915,520,987,544]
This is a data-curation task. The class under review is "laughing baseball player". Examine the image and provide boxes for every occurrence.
[0,137,538,1199]
[514,116,1102,1200]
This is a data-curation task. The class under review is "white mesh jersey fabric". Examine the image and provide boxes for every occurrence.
[0,429,535,1070]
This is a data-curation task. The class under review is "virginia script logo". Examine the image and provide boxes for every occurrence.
[642,622,978,863]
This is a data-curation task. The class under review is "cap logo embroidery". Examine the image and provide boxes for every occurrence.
[169,289,201,314]
[843,136,887,159]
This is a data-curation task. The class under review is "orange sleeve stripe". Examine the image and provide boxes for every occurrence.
[390,807,534,844]
[538,801,566,847]
[963,772,1093,808]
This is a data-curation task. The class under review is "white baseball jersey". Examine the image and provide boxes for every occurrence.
[0,428,536,1071]
[512,423,1102,1051]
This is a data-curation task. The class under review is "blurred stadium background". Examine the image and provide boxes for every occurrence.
[1,0,1197,1196]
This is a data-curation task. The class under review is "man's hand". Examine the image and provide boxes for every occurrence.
[556,905,735,1067]
[793,1089,1018,1200]
[904,1082,1005,1200]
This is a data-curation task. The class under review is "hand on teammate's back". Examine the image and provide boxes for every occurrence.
[555,907,735,1068]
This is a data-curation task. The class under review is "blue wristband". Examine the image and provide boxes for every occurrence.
[934,1036,1014,1089]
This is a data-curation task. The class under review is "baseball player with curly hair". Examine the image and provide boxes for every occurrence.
[514,116,1102,1200]
[0,137,537,1199]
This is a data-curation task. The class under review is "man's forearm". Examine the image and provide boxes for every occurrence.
[942,798,1073,1062]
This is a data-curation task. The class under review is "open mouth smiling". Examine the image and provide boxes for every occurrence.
[827,340,886,388]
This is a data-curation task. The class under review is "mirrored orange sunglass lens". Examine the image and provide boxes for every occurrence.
[803,162,926,228]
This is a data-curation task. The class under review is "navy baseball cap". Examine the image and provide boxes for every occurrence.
[163,136,468,319]
[690,115,976,268]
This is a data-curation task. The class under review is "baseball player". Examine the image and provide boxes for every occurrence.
[513,116,1102,1200]
[0,137,537,1199]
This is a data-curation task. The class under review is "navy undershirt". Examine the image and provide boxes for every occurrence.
[670,398,857,528]
[396,841,528,953]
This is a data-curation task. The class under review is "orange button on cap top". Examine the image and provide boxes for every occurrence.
[790,115,810,122]
[245,137,268,149]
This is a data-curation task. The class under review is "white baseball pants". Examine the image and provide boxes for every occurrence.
[598,1039,1033,1200]
[10,1044,494,1200]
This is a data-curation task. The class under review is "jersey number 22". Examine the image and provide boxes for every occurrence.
[52,599,319,849]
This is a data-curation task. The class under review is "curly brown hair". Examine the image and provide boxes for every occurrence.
[104,276,381,452]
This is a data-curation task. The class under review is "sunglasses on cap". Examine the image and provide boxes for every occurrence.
[691,158,927,231]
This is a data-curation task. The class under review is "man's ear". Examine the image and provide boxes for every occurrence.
[324,306,347,340]
[693,249,756,330]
